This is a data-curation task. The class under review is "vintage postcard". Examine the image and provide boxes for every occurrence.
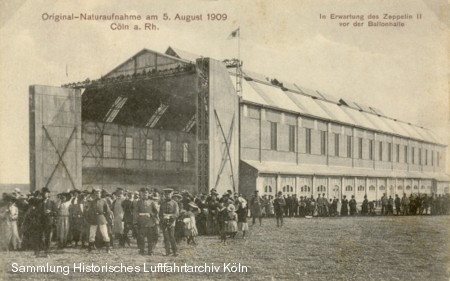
[0,0,448,280]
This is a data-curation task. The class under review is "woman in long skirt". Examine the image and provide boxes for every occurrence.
[5,195,21,250]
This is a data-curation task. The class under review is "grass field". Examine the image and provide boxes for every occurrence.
[0,215,449,281]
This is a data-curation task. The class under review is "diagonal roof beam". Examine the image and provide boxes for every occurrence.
[182,115,196,132]
[103,96,128,123]
[145,103,169,128]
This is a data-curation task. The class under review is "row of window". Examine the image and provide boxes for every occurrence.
[102,135,189,162]
[264,185,430,193]
[268,124,440,167]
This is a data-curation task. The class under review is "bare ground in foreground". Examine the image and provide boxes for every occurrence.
[0,215,449,281]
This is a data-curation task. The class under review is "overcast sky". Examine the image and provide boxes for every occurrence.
[0,0,448,184]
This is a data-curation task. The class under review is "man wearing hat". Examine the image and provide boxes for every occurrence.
[159,188,179,256]
[172,192,183,211]
[86,188,113,253]
[36,187,57,257]
[121,191,135,247]
[250,190,263,226]
[134,188,159,255]
[207,190,219,235]
[113,188,126,246]
[273,191,286,227]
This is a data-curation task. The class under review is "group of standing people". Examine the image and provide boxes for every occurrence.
[2,186,252,256]
[3,186,449,256]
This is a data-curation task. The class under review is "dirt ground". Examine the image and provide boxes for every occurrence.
[0,215,449,281]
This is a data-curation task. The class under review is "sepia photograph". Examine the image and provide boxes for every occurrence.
[0,0,449,280]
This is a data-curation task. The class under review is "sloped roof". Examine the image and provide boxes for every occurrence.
[163,47,445,146]
[166,46,202,62]
[243,160,450,181]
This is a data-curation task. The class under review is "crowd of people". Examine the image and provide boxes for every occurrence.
[2,186,450,257]
[252,192,450,218]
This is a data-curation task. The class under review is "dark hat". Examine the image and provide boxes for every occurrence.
[140,187,148,192]
[172,193,182,199]
[41,187,51,194]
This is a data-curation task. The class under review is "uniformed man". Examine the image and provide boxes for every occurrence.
[134,188,159,255]
[85,188,112,253]
[273,191,286,227]
[159,188,179,256]
[250,190,263,226]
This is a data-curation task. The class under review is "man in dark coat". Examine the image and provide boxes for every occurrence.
[291,194,299,217]
[121,191,134,247]
[273,191,286,227]
[36,187,57,257]
[250,191,263,226]
[394,194,401,215]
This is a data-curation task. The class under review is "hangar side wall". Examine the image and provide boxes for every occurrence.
[240,103,449,201]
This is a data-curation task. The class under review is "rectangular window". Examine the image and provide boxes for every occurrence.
[437,151,440,166]
[396,144,400,162]
[125,137,133,159]
[388,143,392,162]
[411,147,415,164]
[306,128,311,154]
[334,133,339,157]
[379,141,383,161]
[369,140,373,160]
[431,150,434,166]
[165,140,171,161]
[404,146,408,163]
[103,135,111,158]
[320,131,326,155]
[289,125,295,152]
[182,143,189,163]
[425,149,428,165]
[358,138,363,159]
[270,122,277,150]
[146,139,153,160]
[346,136,352,158]
[419,148,422,165]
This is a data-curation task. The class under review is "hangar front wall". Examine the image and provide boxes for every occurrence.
[29,85,82,193]
[207,59,240,195]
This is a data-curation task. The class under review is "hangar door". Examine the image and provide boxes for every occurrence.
[29,85,82,193]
